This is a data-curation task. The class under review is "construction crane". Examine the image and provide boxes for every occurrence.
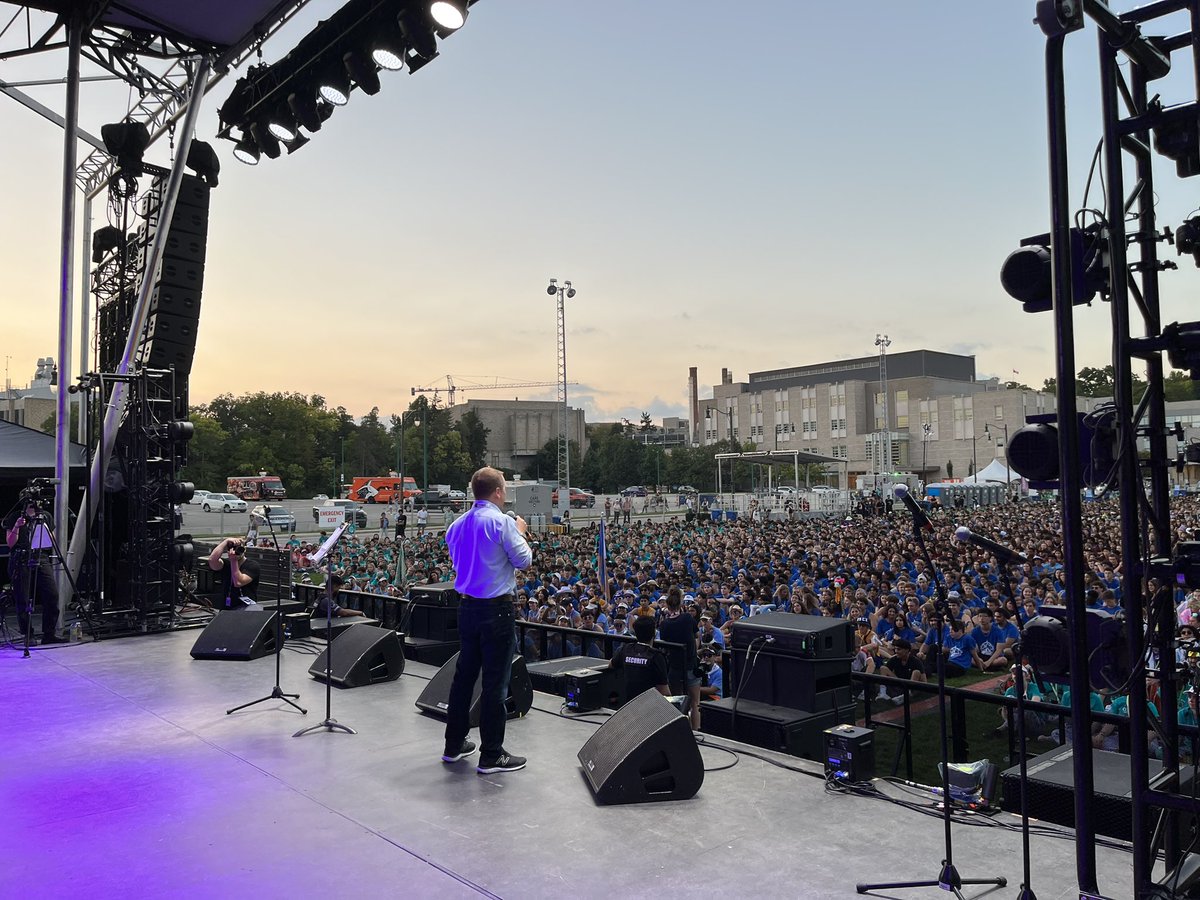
[411,375,576,406]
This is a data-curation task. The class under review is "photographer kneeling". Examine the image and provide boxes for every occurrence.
[208,537,260,610]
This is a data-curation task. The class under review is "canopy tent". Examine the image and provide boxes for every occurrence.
[713,448,847,493]
[959,457,1019,485]
[0,420,86,481]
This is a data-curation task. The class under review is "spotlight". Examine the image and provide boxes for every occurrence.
[343,49,381,96]
[169,481,195,504]
[1008,410,1117,490]
[399,8,438,61]
[565,280,577,299]
[267,107,299,143]
[185,140,220,188]
[1153,103,1200,179]
[430,0,468,31]
[547,278,559,296]
[171,535,194,568]
[91,225,125,264]
[371,20,408,70]
[318,65,351,106]
[288,89,325,133]
[1023,606,1129,690]
[999,225,1108,313]
[1163,321,1200,380]
[249,122,281,160]
[1176,215,1200,267]
[168,420,195,442]
[101,121,151,175]
[233,134,260,166]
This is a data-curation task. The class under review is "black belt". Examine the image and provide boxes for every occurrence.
[461,592,515,603]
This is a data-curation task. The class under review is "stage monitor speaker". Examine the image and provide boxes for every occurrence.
[414,652,532,726]
[730,649,852,711]
[578,689,704,805]
[409,582,461,606]
[731,612,854,659]
[190,609,279,660]
[309,624,404,688]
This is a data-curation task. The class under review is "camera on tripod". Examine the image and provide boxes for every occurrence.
[18,477,56,511]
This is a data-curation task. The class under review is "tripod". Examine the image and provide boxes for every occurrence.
[858,510,1006,898]
[228,510,306,716]
[295,524,355,737]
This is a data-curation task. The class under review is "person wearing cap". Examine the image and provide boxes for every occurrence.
[658,585,701,729]
[698,644,723,700]
[698,612,725,648]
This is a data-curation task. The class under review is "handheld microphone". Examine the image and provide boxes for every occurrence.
[954,526,1027,565]
[893,484,932,532]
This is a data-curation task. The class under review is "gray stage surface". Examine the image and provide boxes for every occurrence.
[1,630,1134,899]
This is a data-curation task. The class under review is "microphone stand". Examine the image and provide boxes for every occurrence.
[295,524,355,737]
[228,507,306,716]
[858,510,1007,899]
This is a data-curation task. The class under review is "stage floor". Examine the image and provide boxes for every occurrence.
[2,630,1135,899]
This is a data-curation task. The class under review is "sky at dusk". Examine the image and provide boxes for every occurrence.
[2,1,1198,424]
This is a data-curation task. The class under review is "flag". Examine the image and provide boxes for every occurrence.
[597,518,610,605]
[394,540,407,588]
[1012,369,1020,375]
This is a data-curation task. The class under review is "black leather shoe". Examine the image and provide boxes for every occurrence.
[40,634,69,644]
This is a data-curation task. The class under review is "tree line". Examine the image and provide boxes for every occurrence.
[182,392,488,498]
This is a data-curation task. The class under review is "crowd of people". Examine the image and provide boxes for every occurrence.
[279,494,1200,743]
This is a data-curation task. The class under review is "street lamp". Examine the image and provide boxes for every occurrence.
[548,277,577,520]
[983,422,1009,460]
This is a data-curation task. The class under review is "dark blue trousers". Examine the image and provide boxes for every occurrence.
[444,600,517,758]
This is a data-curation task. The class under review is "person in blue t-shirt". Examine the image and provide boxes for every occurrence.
[698,644,724,700]
[922,619,975,677]
[970,609,1010,671]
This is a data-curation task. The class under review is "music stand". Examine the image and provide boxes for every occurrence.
[227,507,306,716]
[294,522,355,737]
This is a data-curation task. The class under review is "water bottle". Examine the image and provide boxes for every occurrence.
[69,621,83,642]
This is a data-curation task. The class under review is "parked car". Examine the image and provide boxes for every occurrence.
[620,485,647,497]
[250,504,297,532]
[311,498,367,527]
[675,485,698,494]
[447,489,467,501]
[552,487,596,508]
[312,493,329,501]
[187,490,210,506]
[202,493,247,513]
[774,486,799,497]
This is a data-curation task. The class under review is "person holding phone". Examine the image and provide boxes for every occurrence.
[208,537,260,610]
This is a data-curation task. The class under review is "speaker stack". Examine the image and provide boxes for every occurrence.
[403,582,461,666]
[700,612,855,760]
[414,652,533,726]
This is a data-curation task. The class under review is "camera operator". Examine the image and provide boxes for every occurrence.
[3,497,65,643]
[207,537,260,610]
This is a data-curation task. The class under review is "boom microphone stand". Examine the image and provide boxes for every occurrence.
[858,488,1007,898]
[295,523,355,737]
[228,507,306,716]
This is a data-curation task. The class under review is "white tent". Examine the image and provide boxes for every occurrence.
[960,458,1019,485]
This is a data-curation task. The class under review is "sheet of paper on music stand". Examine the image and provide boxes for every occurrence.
[308,522,347,567]
[30,523,53,550]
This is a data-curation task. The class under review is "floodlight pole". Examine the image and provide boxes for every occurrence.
[550,279,575,521]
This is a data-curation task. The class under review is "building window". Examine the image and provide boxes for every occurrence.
[895,389,909,430]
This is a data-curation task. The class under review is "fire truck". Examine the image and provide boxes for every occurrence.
[227,474,287,500]
[349,475,420,504]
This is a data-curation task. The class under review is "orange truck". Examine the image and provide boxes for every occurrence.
[349,475,420,504]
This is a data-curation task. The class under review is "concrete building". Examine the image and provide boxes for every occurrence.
[448,398,588,476]
[1,357,64,432]
[698,349,1058,488]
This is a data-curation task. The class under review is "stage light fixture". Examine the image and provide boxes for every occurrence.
[999,225,1108,313]
[283,133,311,155]
[169,481,195,504]
[172,535,194,568]
[1023,606,1129,690]
[1163,321,1200,381]
[1176,215,1200,267]
[185,140,220,188]
[1008,410,1117,490]
[91,225,125,264]
[430,0,468,31]
[318,66,351,106]
[371,21,408,70]
[168,420,195,442]
[343,49,381,95]
[249,122,282,160]
[399,8,438,61]
[288,89,324,133]
[267,107,299,143]
[101,120,152,175]
[233,134,260,166]
[1152,102,1199,178]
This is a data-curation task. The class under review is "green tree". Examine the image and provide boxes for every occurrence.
[39,404,80,437]
[180,413,229,491]
[455,409,490,469]
[1004,380,1032,391]
[1165,370,1198,402]
[1042,377,1057,394]
[639,412,652,432]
